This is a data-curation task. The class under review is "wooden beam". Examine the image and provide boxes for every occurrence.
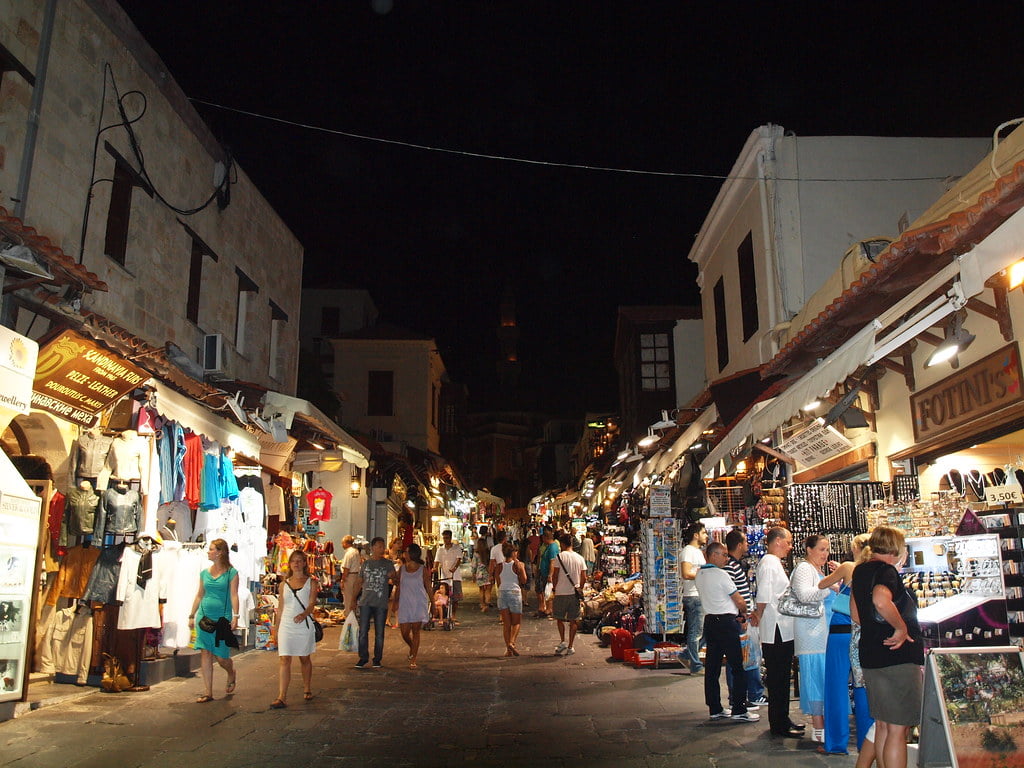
[967,297,1000,322]
[879,358,907,376]
[902,350,916,392]
[918,330,944,347]
[990,282,1015,342]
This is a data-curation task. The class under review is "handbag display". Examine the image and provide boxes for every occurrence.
[777,586,824,619]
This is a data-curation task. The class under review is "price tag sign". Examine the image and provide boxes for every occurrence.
[985,484,1022,505]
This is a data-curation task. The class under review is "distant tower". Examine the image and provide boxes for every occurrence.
[496,281,520,405]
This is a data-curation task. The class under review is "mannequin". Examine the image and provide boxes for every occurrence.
[61,480,100,546]
[105,429,145,482]
[73,427,112,485]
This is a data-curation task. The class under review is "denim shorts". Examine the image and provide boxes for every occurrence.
[497,589,523,614]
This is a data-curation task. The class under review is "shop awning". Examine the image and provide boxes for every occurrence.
[291,448,367,473]
[661,404,719,473]
[700,398,775,477]
[151,381,260,459]
[261,390,369,468]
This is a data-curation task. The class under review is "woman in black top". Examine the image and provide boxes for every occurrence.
[850,526,923,768]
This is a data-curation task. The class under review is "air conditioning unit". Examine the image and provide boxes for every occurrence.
[203,333,225,374]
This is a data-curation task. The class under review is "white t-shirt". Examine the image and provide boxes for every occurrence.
[341,546,361,577]
[694,565,739,615]
[681,544,706,598]
[489,542,504,566]
[434,542,464,581]
[552,551,587,596]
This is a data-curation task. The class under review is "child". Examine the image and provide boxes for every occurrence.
[433,582,450,622]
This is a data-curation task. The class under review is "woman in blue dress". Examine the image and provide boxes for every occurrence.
[188,539,239,702]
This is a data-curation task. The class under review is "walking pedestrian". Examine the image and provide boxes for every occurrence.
[353,537,391,669]
[434,530,464,623]
[188,539,239,703]
[695,542,759,723]
[475,526,494,612]
[270,550,319,708]
[340,535,361,619]
[754,526,805,739]
[791,535,835,744]
[535,528,560,618]
[394,542,431,669]
[496,540,527,656]
[723,528,765,706]
[550,532,586,656]
[681,522,708,673]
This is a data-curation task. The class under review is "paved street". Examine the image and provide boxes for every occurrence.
[2,585,860,768]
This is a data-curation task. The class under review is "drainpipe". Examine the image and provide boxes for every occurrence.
[757,145,780,363]
[13,0,58,220]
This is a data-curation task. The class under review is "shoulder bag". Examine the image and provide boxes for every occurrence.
[199,568,229,633]
[289,580,324,643]
[557,554,585,601]
[777,566,824,618]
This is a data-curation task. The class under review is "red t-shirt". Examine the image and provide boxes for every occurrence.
[307,488,332,521]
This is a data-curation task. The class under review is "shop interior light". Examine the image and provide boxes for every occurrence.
[638,429,659,448]
[803,399,822,411]
[1009,259,1024,290]
[309,440,325,450]
[350,470,361,498]
[926,312,975,367]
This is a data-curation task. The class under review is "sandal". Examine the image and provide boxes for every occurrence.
[510,646,520,656]
[409,662,418,669]
[225,676,236,694]
[196,694,214,703]
[270,699,287,709]
[303,691,314,701]
[504,648,514,657]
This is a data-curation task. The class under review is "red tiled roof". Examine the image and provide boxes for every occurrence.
[0,206,107,291]
[764,159,1024,378]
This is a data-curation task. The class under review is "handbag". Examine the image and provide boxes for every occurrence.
[198,567,232,633]
[288,580,324,643]
[832,587,851,617]
[777,586,823,619]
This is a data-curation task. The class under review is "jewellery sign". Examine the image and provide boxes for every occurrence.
[912,342,1023,442]
[31,330,146,427]
[0,326,38,415]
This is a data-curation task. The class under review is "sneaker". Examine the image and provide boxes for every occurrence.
[750,696,768,706]
[372,662,382,669]
[554,642,568,654]
[709,711,730,721]
[354,661,368,669]
[563,647,575,656]
[731,711,761,722]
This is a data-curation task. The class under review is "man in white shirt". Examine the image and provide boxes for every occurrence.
[695,542,759,723]
[579,531,597,573]
[434,530,464,621]
[340,535,361,619]
[753,526,805,739]
[681,522,708,673]
[549,532,587,656]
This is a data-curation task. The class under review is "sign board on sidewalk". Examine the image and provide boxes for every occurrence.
[779,421,853,467]
[919,646,1024,768]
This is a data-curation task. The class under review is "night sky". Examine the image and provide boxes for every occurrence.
[118,1,1024,414]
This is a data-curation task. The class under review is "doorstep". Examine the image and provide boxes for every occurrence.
[0,672,98,721]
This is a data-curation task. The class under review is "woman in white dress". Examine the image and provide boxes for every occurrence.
[270,550,319,708]
[393,543,431,669]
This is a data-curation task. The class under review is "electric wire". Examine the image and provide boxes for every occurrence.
[190,97,958,184]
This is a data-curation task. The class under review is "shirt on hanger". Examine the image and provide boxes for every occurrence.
[307,488,332,522]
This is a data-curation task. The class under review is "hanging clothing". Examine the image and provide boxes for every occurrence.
[115,540,168,630]
[238,487,266,528]
[46,545,101,606]
[35,603,94,684]
[199,451,221,510]
[307,488,332,522]
[162,543,206,649]
[156,500,193,542]
[94,486,143,541]
[71,431,113,481]
[183,431,204,510]
[219,453,239,502]
[60,486,99,546]
[47,491,66,550]
[235,472,265,495]
[81,542,126,604]
[105,431,145,480]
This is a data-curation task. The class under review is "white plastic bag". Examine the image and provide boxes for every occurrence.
[339,611,359,652]
[741,623,762,671]
[544,582,554,599]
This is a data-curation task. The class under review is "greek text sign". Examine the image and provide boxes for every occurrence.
[779,420,853,467]
[911,342,1023,442]
[31,330,146,427]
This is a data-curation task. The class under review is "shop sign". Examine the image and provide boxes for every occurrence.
[31,330,146,427]
[649,484,671,517]
[985,484,1023,506]
[0,326,38,415]
[779,421,853,467]
[911,342,1024,442]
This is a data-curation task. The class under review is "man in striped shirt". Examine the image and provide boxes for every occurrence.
[723,528,766,707]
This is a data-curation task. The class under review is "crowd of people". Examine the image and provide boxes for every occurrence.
[186,519,924,766]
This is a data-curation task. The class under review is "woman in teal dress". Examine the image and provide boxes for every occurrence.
[188,539,240,702]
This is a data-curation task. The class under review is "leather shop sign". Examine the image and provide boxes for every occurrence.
[911,342,1023,442]
[31,330,147,427]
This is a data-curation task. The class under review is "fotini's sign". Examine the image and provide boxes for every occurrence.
[31,330,146,427]
[911,342,1023,442]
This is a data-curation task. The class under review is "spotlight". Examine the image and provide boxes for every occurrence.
[926,312,975,367]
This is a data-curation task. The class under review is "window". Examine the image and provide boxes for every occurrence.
[235,268,259,355]
[320,306,340,336]
[103,162,134,266]
[738,232,759,342]
[368,370,394,416]
[268,300,288,381]
[184,226,218,325]
[714,276,729,372]
[640,332,670,391]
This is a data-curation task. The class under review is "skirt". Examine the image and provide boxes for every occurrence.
[862,664,923,726]
[798,652,826,716]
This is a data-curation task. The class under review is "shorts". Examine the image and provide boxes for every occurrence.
[449,580,463,601]
[497,589,523,614]
[862,664,923,726]
[552,594,582,622]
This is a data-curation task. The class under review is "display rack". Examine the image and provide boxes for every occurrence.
[640,518,683,635]
[975,507,1024,640]
[599,525,629,582]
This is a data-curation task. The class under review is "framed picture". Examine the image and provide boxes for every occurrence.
[920,647,1024,768]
